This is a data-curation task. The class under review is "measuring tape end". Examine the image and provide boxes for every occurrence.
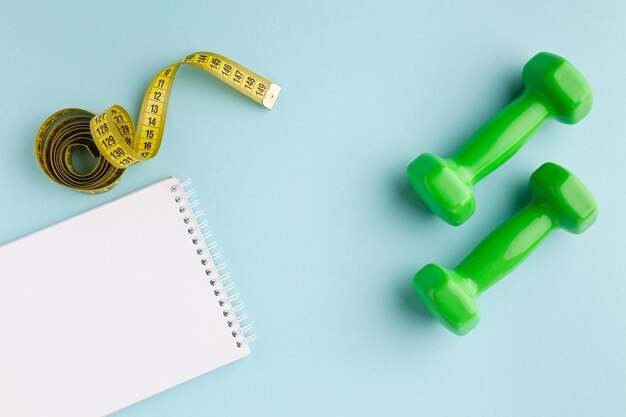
[263,84,282,110]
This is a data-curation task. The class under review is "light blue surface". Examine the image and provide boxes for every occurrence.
[1,1,625,416]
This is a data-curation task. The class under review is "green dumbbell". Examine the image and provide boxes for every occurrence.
[407,52,592,226]
[413,163,597,335]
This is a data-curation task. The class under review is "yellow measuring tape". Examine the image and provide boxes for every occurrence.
[35,52,281,193]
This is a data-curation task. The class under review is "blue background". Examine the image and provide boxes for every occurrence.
[1,1,625,416]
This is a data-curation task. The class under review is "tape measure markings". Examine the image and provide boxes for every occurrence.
[36,52,281,193]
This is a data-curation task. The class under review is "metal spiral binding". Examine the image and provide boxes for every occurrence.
[170,178,256,348]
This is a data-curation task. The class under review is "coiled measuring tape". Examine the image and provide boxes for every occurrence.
[35,52,281,193]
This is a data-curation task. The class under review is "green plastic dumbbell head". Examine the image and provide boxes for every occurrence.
[413,263,479,335]
[522,52,593,125]
[407,153,474,226]
[530,162,598,233]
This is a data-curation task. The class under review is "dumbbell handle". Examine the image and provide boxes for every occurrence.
[455,202,556,294]
[453,92,552,183]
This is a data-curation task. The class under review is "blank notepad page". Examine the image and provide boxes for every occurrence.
[0,177,250,417]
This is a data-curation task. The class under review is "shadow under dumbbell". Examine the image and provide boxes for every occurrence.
[509,176,532,211]
[395,277,433,320]
[393,170,439,219]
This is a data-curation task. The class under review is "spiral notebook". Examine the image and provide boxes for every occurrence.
[0,177,254,417]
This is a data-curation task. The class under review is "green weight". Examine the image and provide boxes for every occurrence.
[413,163,598,335]
[407,52,593,226]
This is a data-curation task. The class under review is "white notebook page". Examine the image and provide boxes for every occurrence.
[0,177,250,417]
